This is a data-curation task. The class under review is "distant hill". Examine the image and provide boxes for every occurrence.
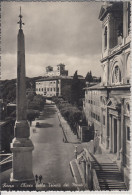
[0,76,42,103]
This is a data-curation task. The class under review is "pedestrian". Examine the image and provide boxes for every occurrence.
[35,174,38,182]
[39,175,42,183]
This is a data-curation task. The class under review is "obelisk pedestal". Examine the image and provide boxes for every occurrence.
[10,9,35,189]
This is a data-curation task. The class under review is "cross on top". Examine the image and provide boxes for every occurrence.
[17,7,25,29]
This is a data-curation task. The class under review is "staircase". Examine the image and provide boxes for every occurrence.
[93,161,127,190]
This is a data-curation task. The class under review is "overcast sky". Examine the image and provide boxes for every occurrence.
[1,1,102,80]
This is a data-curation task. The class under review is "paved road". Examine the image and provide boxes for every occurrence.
[30,103,77,190]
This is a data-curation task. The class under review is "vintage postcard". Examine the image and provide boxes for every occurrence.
[0,0,131,193]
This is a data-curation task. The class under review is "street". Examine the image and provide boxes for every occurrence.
[30,102,77,190]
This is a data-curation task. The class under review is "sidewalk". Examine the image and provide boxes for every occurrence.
[56,107,81,144]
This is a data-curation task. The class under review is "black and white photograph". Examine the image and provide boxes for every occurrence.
[0,0,131,192]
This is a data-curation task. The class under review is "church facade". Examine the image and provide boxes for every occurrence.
[83,2,130,188]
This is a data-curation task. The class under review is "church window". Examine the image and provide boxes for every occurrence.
[104,26,107,50]
[117,23,123,37]
[112,65,121,83]
[103,115,105,125]
[127,126,130,141]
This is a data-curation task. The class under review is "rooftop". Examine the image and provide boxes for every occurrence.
[84,83,131,90]
[36,75,84,82]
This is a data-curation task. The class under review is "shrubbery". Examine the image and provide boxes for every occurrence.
[27,94,46,111]
[27,109,39,123]
[53,97,82,134]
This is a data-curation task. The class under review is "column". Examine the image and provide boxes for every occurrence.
[117,118,121,160]
[109,114,112,153]
[106,107,109,149]
[121,98,125,166]
[123,2,128,40]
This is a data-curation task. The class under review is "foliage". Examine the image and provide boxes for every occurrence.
[71,71,85,107]
[0,76,42,103]
[61,85,72,103]
[28,94,46,111]
[27,109,39,122]
[71,71,80,105]
[85,71,93,83]
[53,97,82,134]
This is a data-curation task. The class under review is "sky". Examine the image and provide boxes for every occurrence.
[1,1,103,80]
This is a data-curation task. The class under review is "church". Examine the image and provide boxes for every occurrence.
[83,2,130,188]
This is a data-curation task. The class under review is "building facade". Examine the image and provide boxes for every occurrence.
[83,2,130,188]
[36,64,84,98]
[36,76,72,98]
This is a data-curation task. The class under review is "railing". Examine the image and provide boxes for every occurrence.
[92,169,101,190]
[0,153,12,172]
[77,148,101,190]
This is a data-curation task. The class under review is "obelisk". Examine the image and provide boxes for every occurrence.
[10,8,34,185]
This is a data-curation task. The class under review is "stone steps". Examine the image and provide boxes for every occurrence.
[93,161,127,190]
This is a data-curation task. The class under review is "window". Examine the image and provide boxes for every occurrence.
[104,26,107,50]
[42,88,43,91]
[47,88,49,91]
[39,88,40,91]
[93,113,95,118]
[112,65,121,83]
[54,88,56,91]
[117,23,123,37]
[103,115,105,125]
[127,126,130,141]
[51,88,52,91]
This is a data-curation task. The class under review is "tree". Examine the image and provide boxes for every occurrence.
[62,85,72,103]
[71,71,80,105]
[85,71,93,83]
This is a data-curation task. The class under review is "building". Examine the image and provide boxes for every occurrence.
[36,76,73,97]
[36,64,84,98]
[45,64,68,77]
[83,2,130,188]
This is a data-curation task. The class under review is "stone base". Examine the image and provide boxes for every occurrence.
[10,137,35,188]
[14,120,30,138]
